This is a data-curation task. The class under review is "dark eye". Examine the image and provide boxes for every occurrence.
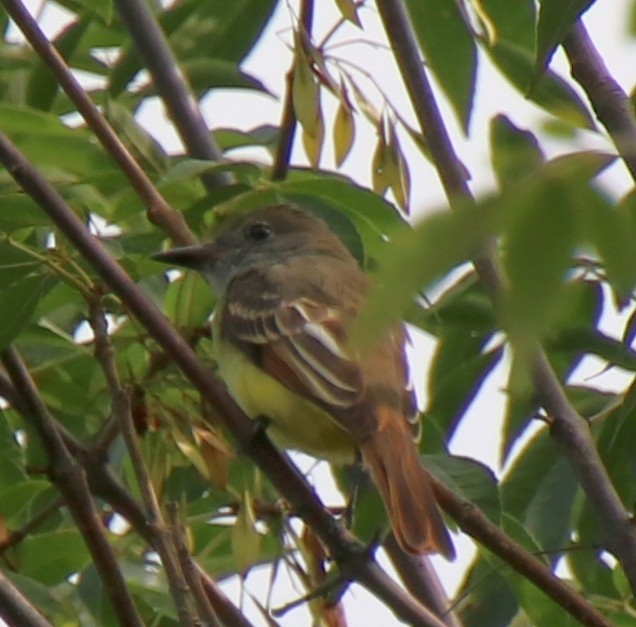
[245,222,272,241]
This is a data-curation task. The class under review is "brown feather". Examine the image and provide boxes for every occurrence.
[359,406,455,559]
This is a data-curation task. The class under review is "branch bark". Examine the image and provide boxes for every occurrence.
[0,569,51,627]
[563,21,636,182]
[376,0,636,595]
[112,0,231,191]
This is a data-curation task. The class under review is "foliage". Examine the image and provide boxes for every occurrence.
[0,0,635,626]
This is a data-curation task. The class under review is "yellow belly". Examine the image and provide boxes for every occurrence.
[215,340,356,464]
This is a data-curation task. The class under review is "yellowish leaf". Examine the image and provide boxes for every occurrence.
[333,98,355,167]
[335,0,361,27]
[387,123,410,211]
[292,33,320,136]
[371,123,390,195]
[172,426,209,480]
[302,106,325,168]
[192,426,234,490]
[231,492,261,575]
[350,79,381,125]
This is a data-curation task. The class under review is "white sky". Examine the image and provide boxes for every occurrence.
[13,1,636,625]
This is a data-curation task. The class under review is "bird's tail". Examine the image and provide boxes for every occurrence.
[359,406,455,559]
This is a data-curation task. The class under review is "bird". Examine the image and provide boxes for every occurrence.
[153,203,454,558]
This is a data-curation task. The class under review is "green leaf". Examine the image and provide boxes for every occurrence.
[26,18,91,112]
[490,114,544,188]
[488,41,595,128]
[581,190,636,301]
[1,570,78,624]
[405,0,477,131]
[18,528,92,585]
[163,271,215,330]
[480,0,536,52]
[536,0,596,74]
[498,516,579,626]
[0,274,57,348]
[109,0,277,96]
[424,454,501,525]
[0,242,41,289]
[351,201,498,346]
[457,556,519,626]
[426,333,503,441]
[501,427,578,553]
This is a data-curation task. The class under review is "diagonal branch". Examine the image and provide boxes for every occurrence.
[563,21,636,182]
[112,0,231,191]
[0,131,447,627]
[1,0,195,246]
[385,534,462,627]
[376,0,636,594]
[0,569,51,627]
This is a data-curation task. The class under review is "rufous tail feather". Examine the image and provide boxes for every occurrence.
[359,407,455,559]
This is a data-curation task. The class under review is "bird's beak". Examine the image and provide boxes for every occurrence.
[152,243,221,270]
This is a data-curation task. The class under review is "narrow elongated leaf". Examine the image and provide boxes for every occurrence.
[405,0,477,131]
[536,0,596,73]
[0,275,56,348]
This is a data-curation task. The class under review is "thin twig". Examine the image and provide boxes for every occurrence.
[0,347,144,627]
[112,0,231,192]
[385,534,462,627]
[0,569,51,627]
[563,21,636,182]
[0,130,445,627]
[88,303,200,627]
[271,0,315,180]
[167,503,221,627]
[1,0,195,246]
[0,497,64,556]
[376,0,636,594]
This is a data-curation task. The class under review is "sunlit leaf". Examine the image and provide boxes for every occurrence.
[231,492,261,574]
[334,0,361,27]
[333,97,355,167]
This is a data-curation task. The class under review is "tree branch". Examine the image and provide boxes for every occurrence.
[0,347,144,627]
[0,131,446,627]
[88,303,200,627]
[376,0,636,594]
[385,534,462,627]
[112,0,231,191]
[430,477,611,627]
[271,0,314,180]
[0,569,51,627]
[563,21,636,182]
[1,0,195,246]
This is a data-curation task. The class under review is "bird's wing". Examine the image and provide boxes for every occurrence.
[222,271,365,411]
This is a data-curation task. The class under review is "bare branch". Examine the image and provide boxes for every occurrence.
[376,0,636,594]
[385,534,462,627]
[0,569,51,627]
[563,21,636,182]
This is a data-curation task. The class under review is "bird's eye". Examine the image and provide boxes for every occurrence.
[245,222,272,241]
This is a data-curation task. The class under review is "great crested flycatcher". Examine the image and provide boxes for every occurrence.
[154,204,454,558]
